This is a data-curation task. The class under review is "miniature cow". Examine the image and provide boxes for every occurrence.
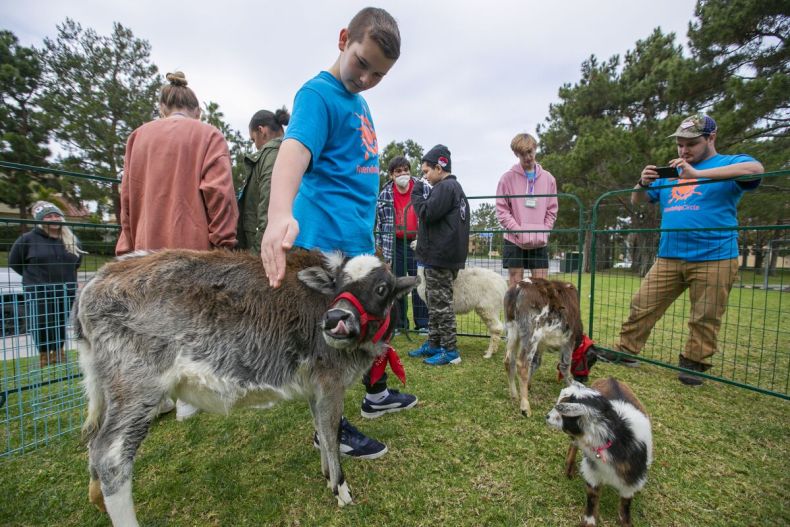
[503,278,583,416]
[75,249,417,526]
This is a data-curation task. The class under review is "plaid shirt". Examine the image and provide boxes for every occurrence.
[375,177,423,263]
[375,183,397,263]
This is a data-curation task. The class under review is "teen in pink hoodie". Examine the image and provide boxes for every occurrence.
[495,133,558,286]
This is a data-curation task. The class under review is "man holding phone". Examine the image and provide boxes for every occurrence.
[600,113,764,386]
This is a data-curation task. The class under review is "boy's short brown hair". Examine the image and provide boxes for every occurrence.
[510,133,538,156]
[347,7,401,60]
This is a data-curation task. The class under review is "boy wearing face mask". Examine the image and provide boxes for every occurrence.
[375,155,429,332]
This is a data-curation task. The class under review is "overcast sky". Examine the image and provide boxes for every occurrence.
[3,0,698,198]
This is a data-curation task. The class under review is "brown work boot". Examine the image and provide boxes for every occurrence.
[678,354,711,386]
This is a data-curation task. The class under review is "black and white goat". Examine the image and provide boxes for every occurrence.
[546,378,653,527]
[503,278,583,417]
[74,249,417,526]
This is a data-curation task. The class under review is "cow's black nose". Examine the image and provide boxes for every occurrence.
[324,309,351,331]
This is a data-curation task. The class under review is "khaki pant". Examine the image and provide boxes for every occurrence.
[615,257,739,366]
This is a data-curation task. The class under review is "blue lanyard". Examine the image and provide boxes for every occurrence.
[525,170,536,195]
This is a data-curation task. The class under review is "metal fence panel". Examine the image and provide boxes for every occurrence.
[2,163,787,463]
[1,161,121,461]
[588,172,789,399]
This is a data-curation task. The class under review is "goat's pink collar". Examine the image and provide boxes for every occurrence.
[330,292,390,343]
[594,439,613,461]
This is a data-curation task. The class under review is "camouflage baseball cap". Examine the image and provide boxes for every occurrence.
[668,113,717,138]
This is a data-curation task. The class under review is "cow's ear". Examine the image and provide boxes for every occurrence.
[554,402,590,418]
[394,275,419,299]
[298,267,336,295]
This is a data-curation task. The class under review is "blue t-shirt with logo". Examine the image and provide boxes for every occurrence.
[284,71,380,256]
[646,153,759,261]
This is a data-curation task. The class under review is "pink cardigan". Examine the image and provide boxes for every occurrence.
[495,163,558,249]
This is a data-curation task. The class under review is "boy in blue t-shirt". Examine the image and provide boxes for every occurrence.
[260,7,416,459]
[605,114,764,386]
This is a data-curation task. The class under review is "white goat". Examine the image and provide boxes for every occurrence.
[415,265,507,358]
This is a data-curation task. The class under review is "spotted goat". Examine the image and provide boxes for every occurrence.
[504,277,594,417]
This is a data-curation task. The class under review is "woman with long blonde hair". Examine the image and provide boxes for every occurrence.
[9,201,85,367]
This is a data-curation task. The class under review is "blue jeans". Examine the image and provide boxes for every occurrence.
[25,283,76,354]
[393,238,428,329]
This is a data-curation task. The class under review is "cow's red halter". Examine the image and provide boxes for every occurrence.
[329,292,405,385]
[329,292,391,343]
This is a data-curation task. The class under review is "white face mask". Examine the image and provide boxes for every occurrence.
[395,175,411,188]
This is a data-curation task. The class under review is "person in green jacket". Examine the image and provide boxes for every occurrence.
[237,107,290,253]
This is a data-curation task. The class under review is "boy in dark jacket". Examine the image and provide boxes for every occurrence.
[408,145,470,366]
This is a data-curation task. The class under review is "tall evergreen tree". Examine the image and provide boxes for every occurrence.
[41,19,160,218]
[201,101,251,191]
[538,1,788,271]
[688,0,788,166]
[0,30,55,221]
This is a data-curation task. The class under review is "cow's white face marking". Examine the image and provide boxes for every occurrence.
[343,255,382,283]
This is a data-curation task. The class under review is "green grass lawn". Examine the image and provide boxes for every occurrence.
[1,335,788,527]
[444,268,788,397]
[584,271,789,396]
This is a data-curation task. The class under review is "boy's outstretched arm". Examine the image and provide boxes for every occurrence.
[260,139,311,287]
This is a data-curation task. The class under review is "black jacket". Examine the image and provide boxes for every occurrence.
[9,229,81,286]
[411,176,470,270]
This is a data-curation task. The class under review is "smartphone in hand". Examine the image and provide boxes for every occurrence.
[654,166,678,179]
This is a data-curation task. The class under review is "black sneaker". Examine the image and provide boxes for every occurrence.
[360,389,418,419]
[596,349,640,367]
[312,417,388,460]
